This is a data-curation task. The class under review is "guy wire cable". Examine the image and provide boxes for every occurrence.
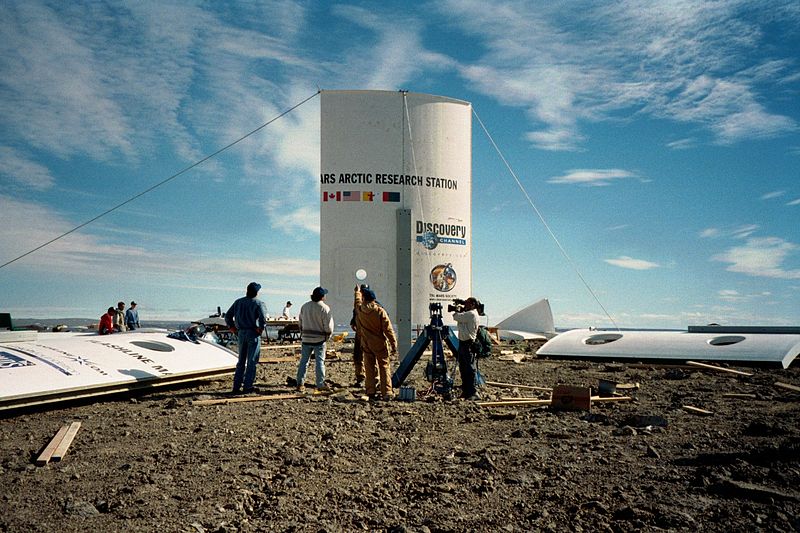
[0,90,322,271]
[473,109,619,331]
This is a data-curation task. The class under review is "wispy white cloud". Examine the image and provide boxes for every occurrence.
[440,0,798,149]
[713,236,800,279]
[761,190,785,200]
[604,256,660,270]
[787,198,800,206]
[702,224,760,239]
[731,224,759,239]
[717,289,744,302]
[547,168,641,186]
[666,138,696,150]
[0,194,318,279]
[0,146,54,190]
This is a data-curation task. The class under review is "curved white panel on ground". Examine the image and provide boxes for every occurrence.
[537,329,800,368]
[498,330,549,342]
[494,298,556,339]
[0,331,238,409]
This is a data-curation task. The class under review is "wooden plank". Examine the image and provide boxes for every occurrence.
[36,424,71,466]
[259,356,298,364]
[478,396,633,408]
[1,368,234,412]
[683,405,713,416]
[50,422,82,462]
[722,393,757,399]
[615,382,641,390]
[477,399,552,407]
[775,382,800,393]
[485,380,552,391]
[627,363,697,370]
[193,393,305,406]
[591,396,634,402]
[686,360,753,376]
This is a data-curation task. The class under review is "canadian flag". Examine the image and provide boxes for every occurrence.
[322,191,341,202]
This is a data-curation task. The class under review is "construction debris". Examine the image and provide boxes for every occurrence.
[686,361,753,376]
[682,405,713,416]
[774,381,800,393]
[478,396,633,408]
[485,380,551,392]
[36,422,81,466]
[193,393,306,406]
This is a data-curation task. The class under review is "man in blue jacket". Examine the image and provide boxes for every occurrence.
[225,282,267,394]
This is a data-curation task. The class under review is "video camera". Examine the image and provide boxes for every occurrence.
[447,298,485,316]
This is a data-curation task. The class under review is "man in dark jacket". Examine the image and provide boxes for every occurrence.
[225,282,267,394]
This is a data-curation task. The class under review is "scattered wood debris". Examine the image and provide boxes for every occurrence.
[36,422,81,466]
[722,393,757,399]
[774,381,800,394]
[478,396,633,408]
[686,361,753,376]
[682,405,713,416]
[485,380,551,392]
[260,356,298,364]
[194,393,306,406]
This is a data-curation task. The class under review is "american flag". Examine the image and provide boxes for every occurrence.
[342,191,360,201]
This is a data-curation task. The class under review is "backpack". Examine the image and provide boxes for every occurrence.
[473,326,493,359]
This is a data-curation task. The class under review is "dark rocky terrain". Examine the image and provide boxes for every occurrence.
[1,340,799,532]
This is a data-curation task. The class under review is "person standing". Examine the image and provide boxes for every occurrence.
[126,301,140,330]
[225,282,267,394]
[349,309,365,388]
[114,301,127,332]
[353,285,397,400]
[99,307,116,335]
[281,301,293,319]
[452,297,481,400]
[295,287,334,392]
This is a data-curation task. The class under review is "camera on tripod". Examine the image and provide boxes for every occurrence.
[447,298,485,316]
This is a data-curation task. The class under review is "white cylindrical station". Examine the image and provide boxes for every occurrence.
[320,90,472,350]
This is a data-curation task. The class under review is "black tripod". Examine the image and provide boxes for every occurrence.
[392,303,460,396]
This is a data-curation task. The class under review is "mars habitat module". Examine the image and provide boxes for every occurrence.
[320,90,472,351]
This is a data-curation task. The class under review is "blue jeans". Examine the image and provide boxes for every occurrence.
[296,342,326,388]
[233,330,261,391]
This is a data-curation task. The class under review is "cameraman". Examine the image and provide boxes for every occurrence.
[452,297,481,401]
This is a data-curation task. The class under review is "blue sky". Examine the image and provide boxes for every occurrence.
[1,0,798,329]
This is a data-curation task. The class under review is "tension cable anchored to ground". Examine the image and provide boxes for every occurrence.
[472,109,620,331]
[0,90,321,271]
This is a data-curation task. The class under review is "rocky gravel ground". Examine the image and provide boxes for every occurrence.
[1,340,799,532]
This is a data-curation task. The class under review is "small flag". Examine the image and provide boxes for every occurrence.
[342,191,360,201]
[382,191,401,202]
[323,191,341,202]
[362,191,374,202]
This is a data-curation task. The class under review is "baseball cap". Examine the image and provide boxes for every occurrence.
[312,286,328,299]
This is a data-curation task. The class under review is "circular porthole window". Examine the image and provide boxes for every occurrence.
[130,340,175,352]
[583,333,623,345]
[707,335,746,346]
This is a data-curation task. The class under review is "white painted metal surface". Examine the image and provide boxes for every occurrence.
[494,298,557,341]
[537,328,800,368]
[320,90,472,330]
[0,331,238,409]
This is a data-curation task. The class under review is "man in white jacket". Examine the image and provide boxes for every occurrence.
[295,287,334,392]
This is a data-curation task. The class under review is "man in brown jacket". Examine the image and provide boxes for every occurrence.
[353,285,397,400]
